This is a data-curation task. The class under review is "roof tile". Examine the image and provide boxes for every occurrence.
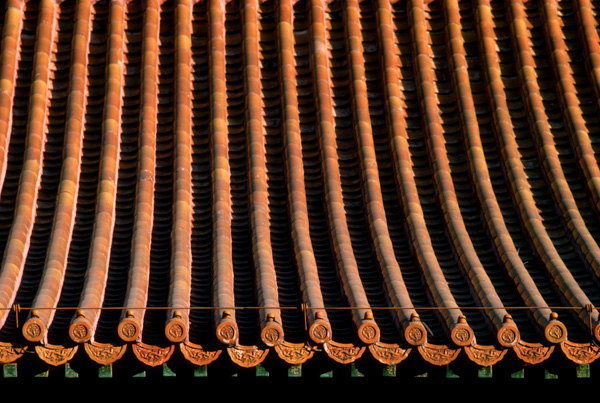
[1,0,600,376]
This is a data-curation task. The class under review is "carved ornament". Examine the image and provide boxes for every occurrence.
[84,342,127,365]
[513,340,554,365]
[309,322,331,344]
[359,324,379,344]
[560,340,600,365]
[0,342,26,364]
[418,343,460,366]
[369,342,410,365]
[545,323,566,344]
[323,341,365,364]
[35,344,78,367]
[23,319,44,343]
[274,341,315,364]
[118,321,139,342]
[405,324,426,346]
[464,344,507,366]
[216,319,238,345]
[451,324,473,346]
[132,342,175,367]
[497,326,518,347]
[180,342,222,366]
[227,345,269,368]
[167,323,185,341]
[261,325,282,346]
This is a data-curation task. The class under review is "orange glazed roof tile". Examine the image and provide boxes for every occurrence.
[0,0,600,379]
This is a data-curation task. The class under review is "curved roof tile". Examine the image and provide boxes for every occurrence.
[1,0,600,376]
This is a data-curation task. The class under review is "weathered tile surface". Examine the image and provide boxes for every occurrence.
[0,0,599,374]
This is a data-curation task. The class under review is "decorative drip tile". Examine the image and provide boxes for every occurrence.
[35,345,78,367]
[274,341,315,365]
[368,342,410,365]
[180,342,222,366]
[464,344,507,366]
[418,344,460,366]
[227,345,269,368]
[513,341,555,365]
[0,343,26,364]
[323,341,366,364]
[131,343,175,368]
[560,340,600,364]
[84,342,127,366]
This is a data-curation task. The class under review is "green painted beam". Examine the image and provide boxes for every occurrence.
[163,364,176,377]
[288,364,301,377]
[545,370,558,380]
[3,363,17,378]
[194,365,207,377]
[351,364,364,377]
[320,371,333,378]
[576,364,590,378]
[65,363,78,378]
[98,364,112,378]
[256,364,269,377]
[511,369,524,379]
[478,366,492,378]
[383,365,396,377]
[446,366,459,378]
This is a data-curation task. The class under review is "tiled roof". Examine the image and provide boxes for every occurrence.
[1,0,600,378]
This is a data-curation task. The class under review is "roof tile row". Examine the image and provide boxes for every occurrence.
[1,0,600,374]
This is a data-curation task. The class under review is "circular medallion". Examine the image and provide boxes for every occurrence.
[549,325,562,339]
[25,323,42,340]
[72,324,88,340]
[547,324,564,340]
[500,328,517,345]
[219,324,235,341]
[361,325,377,342]
[264,327,280,344]
[454,328,471,343]
[408,327,424,344]
[121,322,137,339]
[168,324,184,339]
[311,324,328,342]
